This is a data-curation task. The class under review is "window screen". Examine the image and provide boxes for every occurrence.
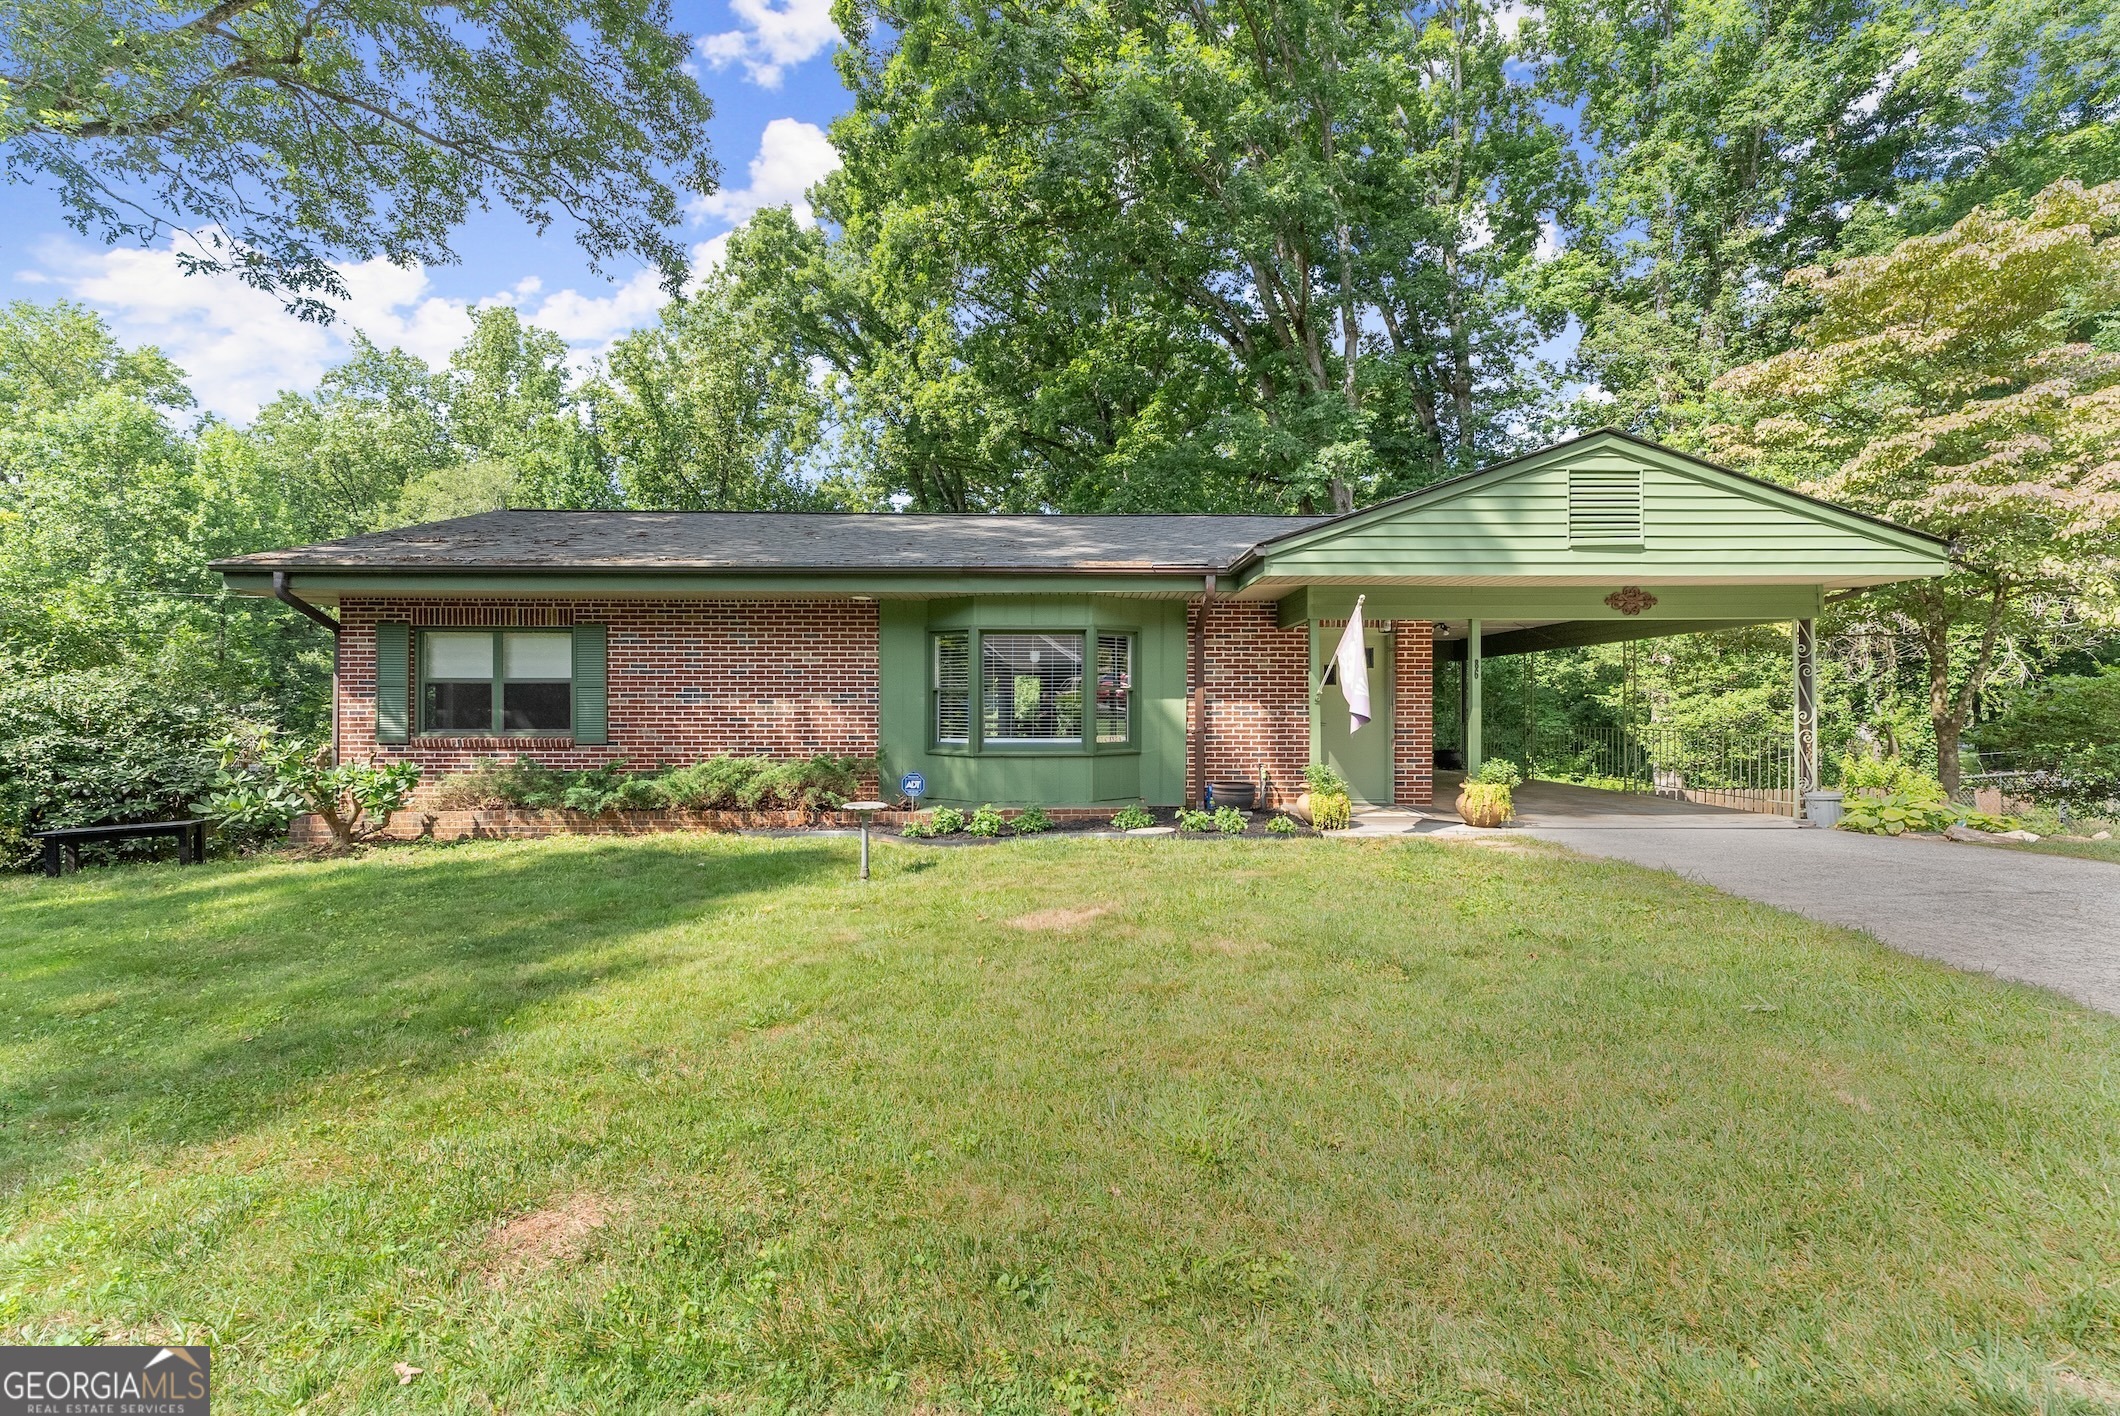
[934,632,970,743]
[1095,635,1132,743]
[502,632,572,731]
[981,633,1084,743]
[421,629,573,733]
[422,631,494,732]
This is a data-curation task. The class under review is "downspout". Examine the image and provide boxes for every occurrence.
[274,572,344,765]
[1189,573,1215,809]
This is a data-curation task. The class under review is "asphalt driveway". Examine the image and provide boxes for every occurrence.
[1502,781,2120,1015]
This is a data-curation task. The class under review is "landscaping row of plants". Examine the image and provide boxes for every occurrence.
[1834,755,2019,837]
[425,753,876,815]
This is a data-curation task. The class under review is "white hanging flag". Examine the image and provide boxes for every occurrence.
[1333,595,1371,732]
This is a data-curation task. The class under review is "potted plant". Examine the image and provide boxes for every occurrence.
[1456,758,1522,828]
[1297,763,1353,831]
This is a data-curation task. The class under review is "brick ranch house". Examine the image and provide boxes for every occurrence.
[212,430,1948,814]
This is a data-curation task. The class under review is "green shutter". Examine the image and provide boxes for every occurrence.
[375,622,410,743]
[572,623,608,744]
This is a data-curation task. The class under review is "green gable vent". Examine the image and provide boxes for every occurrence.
[1568,466,1644,544]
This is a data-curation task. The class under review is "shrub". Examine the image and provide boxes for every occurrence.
[1110,803,1156,830]
[1837,753,1946,801]
[1837,792,1955,836]
[1303,762,1348,797]
[1213,805,1248,835]
[966,804,1007,836]
[929,806,967,835]
[1176,807,1216,832]
[659,755,766,809]
[0,665,249,869]
[1012,805,1054,834]
[1471,757,1525,787]
[203,730,420,849]
[429,756,560,810]
[558,763,667,813]
[1310,793,1352,831]
[1265,814,1298,835]
[1457,781,1515,826]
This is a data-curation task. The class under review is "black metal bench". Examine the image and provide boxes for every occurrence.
[31,819,210,877]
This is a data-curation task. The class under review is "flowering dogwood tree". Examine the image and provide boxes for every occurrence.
[1705,180,2120,791]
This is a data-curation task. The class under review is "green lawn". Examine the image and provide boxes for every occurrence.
[1988,836,2120,866]
[5,835,2120,1413]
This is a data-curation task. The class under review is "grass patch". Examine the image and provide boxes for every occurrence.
[4,834,2120,1411]
[1982,836,2120,866]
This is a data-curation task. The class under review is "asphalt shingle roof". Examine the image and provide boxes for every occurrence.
[210,510,1331,574]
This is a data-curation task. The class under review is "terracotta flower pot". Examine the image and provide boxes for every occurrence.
[1455,784,1512,828]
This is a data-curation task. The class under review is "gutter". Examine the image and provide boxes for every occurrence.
[1189,572,1215,808]
[274,572,344,766]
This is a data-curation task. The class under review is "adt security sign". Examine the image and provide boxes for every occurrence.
[899,772,926,802]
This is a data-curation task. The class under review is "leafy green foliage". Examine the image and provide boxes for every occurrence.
[0,664,242,868]
[1837,794,1958,837]
[1302,763,1349,797]
[1457,781,1515,826]
[203,730,419,848]
[1109,804,1157,831]
[1472,757,1525,787]
[1309,794,1353,832]
[1708,180,2120,790]
[430,754,872,816]
[1266,815,1299,836]
[0,0,717,315]
[1213,806,1249,836]
[1012,806,1055,835]
[1176,808,1216,833]
[1837,754,1946,801]
[1971,668,2120,808]
[965,804,1008,837]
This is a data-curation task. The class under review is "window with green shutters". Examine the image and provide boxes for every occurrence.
[401,626,605,739]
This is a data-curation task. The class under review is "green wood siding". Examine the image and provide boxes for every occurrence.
[374,622,409,743]
[879,597,1188,806]
[572,623,608,744]
[1247,436,1948,586]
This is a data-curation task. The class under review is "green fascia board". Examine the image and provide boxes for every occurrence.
[1273,583,1824,629]
[218,570,1221,600]
[1233,428,1949,588]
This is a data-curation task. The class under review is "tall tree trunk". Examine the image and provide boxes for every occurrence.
[1918,581,2009,795]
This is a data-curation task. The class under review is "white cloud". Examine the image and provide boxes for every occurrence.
[697,0,838,89]
[693,118,841,229]
[1534,216,1563,262]
[1849,47,1919,121]
[26,235,691,420]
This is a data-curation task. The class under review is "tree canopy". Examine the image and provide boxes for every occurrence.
[0,0,719,315]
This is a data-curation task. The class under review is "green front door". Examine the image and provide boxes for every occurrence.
[1317,626,1393,805]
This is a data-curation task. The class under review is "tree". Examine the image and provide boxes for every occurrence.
[1705,179,2120,791]
[1,0,719,316]
[778,0,1571,513]
[1529,0,2120,433]
[430,305,613,513]
[588,266,839,511]
[243,336,451,537]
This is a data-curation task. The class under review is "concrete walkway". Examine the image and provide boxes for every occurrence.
[1347,781,2120,1014]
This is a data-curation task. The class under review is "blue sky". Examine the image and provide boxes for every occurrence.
[0,0,855,420]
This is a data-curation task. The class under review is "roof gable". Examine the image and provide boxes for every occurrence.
[1240,430,1949,588]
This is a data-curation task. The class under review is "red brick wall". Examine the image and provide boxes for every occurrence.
[1394,624,1435,806]
[1187,600,1312,808]
[335,597,880,780]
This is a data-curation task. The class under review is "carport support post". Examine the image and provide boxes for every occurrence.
[1465,619,1483,777]
[1793,618,1818,817]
